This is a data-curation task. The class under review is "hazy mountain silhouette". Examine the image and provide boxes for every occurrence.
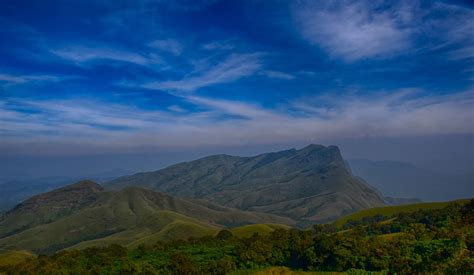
[348,159,474,201]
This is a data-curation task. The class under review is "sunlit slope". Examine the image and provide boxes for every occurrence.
[334,199,469,228]
[230,223,290,238]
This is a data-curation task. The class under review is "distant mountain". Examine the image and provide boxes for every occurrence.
[383,196,422,206]
[0,169,132,212]
[0,180,293,254]
[106,145,385,223]
[347,159,474,201]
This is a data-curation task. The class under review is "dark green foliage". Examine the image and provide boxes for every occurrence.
[216,229,233,240]
[1,199,472,274]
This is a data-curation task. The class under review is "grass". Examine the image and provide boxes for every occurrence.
[0,185,293,253]
[230,224,290,238]
[334,199,468,228]
[0,249,34,268]
[0,190,221,253]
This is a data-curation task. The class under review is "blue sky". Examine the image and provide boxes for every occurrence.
[0,0,473,156]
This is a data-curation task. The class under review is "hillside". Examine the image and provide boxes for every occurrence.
[0,182,293,254]
[106,145,385,222]
[229,223,290,238]
[0,180,104,239]
[333,199,469,228]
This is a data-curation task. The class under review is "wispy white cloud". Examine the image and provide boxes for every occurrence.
[184,95,270,119]
[294,1,411,61]
[148,39,183,56]
[0,73,66,86]
[2,89,472,152]
[432,2,474,45]
[293,1,474,62]
[261,70,295,80]
[202,41,235,51]
[449,46,474,61]
[141,53,262,92]
[0,74,57,84]
[50,45,161,66]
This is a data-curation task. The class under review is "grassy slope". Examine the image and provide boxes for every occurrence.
[69,211,220,250]
[0,191,221,253]
[334,199,469,227]
[0,249,34,268]
[230,224,290,238]
[0,185,293,253]
[0,180,103,239]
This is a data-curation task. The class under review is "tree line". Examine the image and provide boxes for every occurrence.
[1,200,472,274]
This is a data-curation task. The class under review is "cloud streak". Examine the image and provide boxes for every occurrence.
[1,89,472,153]
[0,73,68,87]
[148,39,183,56]
[50,45,161,66]
[261,70,295,80]
[141,53,262,92]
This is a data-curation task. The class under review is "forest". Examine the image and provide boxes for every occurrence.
[1,199,472,274]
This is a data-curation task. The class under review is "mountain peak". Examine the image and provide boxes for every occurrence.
[299,144,341,153]
[296,144,344,164]
[300,144,326,151]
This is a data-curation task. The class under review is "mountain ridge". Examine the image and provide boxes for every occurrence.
[106,144,385,222]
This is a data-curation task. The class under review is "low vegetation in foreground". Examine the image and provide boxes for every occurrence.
[0,199,472,274]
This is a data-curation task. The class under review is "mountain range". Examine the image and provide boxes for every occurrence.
[0,144,390,253]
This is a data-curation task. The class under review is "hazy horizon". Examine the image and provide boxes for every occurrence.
[1,134,473,180]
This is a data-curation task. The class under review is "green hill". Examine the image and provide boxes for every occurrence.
[230,223,290,238]
[106,145,385,223]
[0,182,293,254]
[0,180,103,239]
[334,199,469,228]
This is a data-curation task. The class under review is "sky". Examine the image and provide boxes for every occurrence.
[0,0,473,178]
